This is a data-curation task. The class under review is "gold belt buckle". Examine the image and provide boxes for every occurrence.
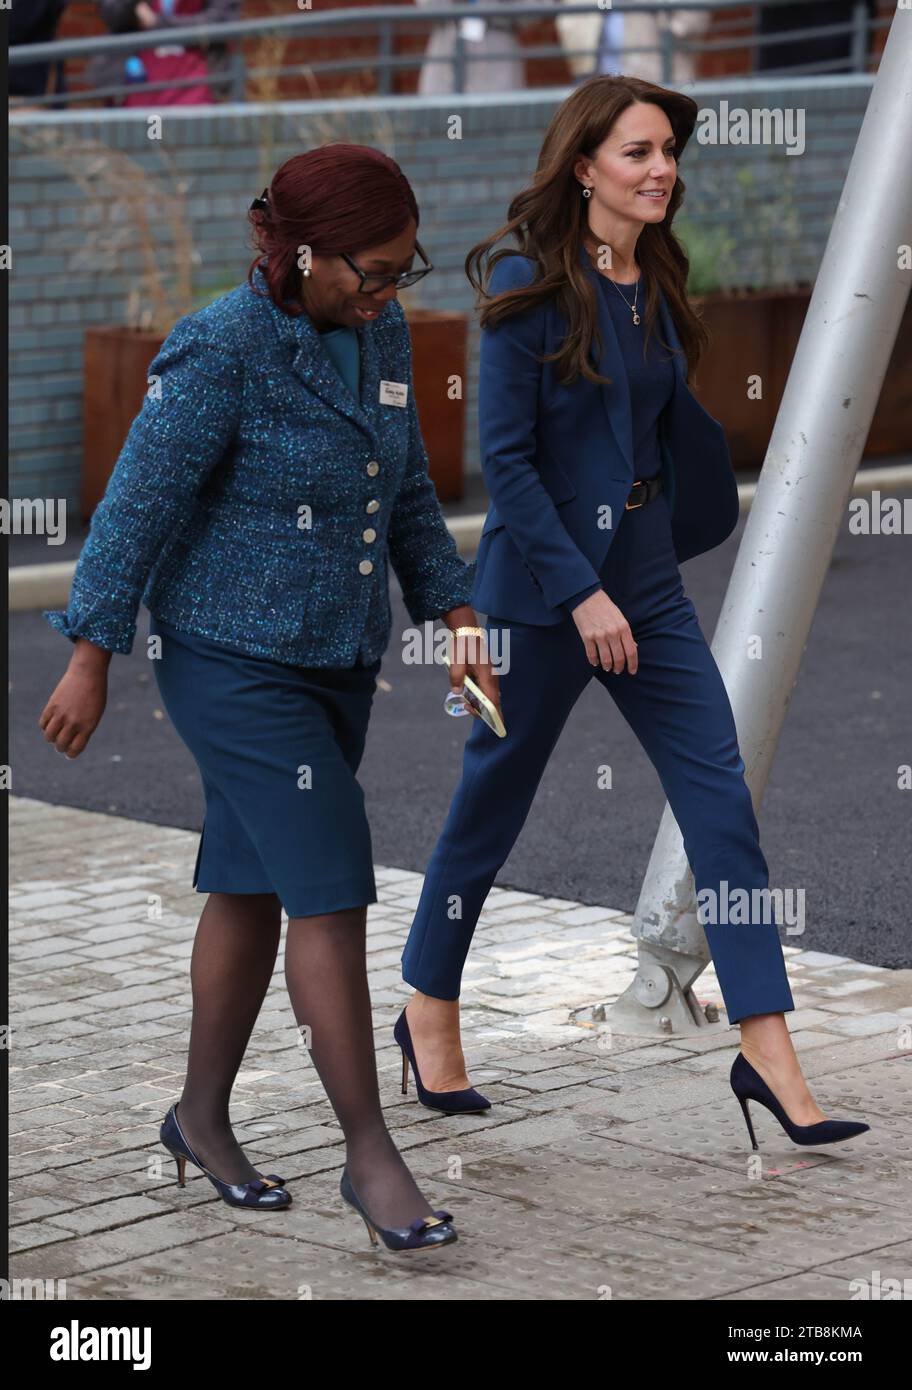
[625,480,647,510]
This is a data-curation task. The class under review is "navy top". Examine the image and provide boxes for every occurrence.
[600,272,676,482]
[562,271,676,615]
[318,322,361,403]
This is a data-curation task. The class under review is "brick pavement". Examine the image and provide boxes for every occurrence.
[8,795,912,1300]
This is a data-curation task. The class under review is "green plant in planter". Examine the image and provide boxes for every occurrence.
[675,218,739,295]
[11,124,199,334]
[733,164,805,291]
[676,161,807,297]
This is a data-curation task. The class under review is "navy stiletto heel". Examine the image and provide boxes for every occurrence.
[394,1007,491,1115]
[730,1052,870,1150]
[339,1168,457,1251]
[160,1103,292,1209]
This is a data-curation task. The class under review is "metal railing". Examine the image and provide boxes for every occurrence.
[9,1,884,110]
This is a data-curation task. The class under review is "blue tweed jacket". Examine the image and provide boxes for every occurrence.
[45,264,476,667]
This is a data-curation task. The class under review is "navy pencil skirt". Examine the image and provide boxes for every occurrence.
[149,613,381,917]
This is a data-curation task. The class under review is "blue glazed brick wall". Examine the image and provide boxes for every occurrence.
[10,76,872,505]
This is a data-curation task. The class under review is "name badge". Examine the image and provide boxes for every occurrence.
[379,379,408,408]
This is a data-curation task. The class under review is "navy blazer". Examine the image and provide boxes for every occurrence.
[471,246,739,624]
[45,263,475,667]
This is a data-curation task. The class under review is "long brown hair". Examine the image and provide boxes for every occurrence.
[247,144,419,316]
[465,75,708,387]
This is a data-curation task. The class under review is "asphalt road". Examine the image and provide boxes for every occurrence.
[11,491,911,970]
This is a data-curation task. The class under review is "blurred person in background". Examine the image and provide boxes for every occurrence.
[754,0,877,74]
[86,0,241,106]
[415,0,526,94]
[10,0,68,107]
[556,0,709,87]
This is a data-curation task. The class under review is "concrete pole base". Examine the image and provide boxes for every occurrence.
[573,948,725,1037]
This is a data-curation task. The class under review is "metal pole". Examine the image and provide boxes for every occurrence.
[453,31,467,93]
[660,25,674,86]
[229,48,246,103]
[378,21,393,97]
[608,4,912,1036]
[850,0,869,73]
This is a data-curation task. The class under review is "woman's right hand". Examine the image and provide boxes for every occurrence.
[39,640,112,758]
[571,589,638,675]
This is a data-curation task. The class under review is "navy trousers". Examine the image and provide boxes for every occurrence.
[401,488,795,1025]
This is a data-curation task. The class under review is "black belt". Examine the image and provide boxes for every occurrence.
[624,475,664,510]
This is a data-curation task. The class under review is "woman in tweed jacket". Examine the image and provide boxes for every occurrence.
[39,145,499,1249]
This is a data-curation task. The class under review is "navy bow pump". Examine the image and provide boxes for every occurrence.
[730,1052,870,1150]
[160,1103,292,1210]
[339,1168,457,1252]
[394,1007,491,1115]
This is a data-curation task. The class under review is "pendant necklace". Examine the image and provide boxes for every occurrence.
[607,271,641,325]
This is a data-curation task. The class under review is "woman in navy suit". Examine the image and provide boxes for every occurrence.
[399,77,868,1148]
[39,145,502,1249]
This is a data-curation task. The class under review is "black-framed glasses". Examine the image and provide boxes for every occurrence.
[249,188,433,290]
[338,240,434,293]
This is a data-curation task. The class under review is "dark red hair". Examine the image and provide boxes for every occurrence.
[247,143,420,315]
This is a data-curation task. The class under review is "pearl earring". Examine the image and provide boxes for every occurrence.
[302,268,312,277]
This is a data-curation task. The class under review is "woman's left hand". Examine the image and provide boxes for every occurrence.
[444,617,501,722]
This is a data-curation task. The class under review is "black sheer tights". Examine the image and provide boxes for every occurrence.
[173,893,434,1229]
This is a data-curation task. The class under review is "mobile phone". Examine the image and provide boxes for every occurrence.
[460,673,507,738]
